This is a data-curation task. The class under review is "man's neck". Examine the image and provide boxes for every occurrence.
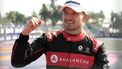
[64,28,83,35]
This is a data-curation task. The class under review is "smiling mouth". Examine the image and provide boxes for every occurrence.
[65,21,74,24]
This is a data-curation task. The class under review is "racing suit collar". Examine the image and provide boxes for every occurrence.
[62,30,85,42]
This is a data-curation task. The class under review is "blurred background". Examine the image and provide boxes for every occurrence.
[0,0,122,69]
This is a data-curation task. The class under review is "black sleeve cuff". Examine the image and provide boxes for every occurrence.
[18,33,29,44]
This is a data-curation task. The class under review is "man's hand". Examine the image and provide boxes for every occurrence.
[22,17,42,35]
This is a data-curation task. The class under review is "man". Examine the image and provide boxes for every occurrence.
[11,0,109,69]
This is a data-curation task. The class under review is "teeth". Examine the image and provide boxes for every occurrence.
[67,21,73,24]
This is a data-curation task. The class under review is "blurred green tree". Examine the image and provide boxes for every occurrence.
[50,0,61,26]
[50,0,56,11]
[0,16,9,25]
[6,11,27,25]
[6,11,16,23]
[87,11,105,24]
[111,12,122,34]
[39,0,62,26]
[39,4,51,25]
[16,12,27,25]
[98,10,105,23]
[0,13,1,19]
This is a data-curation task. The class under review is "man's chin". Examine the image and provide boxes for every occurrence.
[64,25,81,31]
[65,27,76,31]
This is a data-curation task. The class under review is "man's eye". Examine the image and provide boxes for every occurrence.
[63,12,68,15]
[73,13,78,16]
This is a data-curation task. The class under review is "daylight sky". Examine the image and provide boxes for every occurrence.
[0,0,122,18]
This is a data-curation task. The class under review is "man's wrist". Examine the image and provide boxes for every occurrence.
[21,30,29,35]
[18,33,29,44]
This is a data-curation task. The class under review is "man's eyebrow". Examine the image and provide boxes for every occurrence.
[63,8,68,12]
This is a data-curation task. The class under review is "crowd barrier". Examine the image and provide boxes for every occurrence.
[0,27,42,41]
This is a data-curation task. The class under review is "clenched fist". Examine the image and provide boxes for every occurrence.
[22,17,42,35]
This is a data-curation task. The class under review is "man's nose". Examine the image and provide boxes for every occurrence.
[66,14,73,19]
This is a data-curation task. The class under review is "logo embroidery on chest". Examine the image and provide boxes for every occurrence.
[78,45,83,51]
[78,45,90,54]
[85,47,90,53]
[50,55,58,63]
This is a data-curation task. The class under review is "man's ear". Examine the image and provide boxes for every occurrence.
[82,12,88,22]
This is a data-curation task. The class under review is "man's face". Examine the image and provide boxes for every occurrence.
[62,7,84,31]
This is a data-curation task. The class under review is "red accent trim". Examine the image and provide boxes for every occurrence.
[46,30,86,42]
[46,52,95,69]
[89,36,103,53]
[62,30,86,42]
[46,32,54,42]
[56,30,63,35]
[46,30,63,42]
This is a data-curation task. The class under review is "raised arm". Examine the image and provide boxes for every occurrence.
[11,17,46,67]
